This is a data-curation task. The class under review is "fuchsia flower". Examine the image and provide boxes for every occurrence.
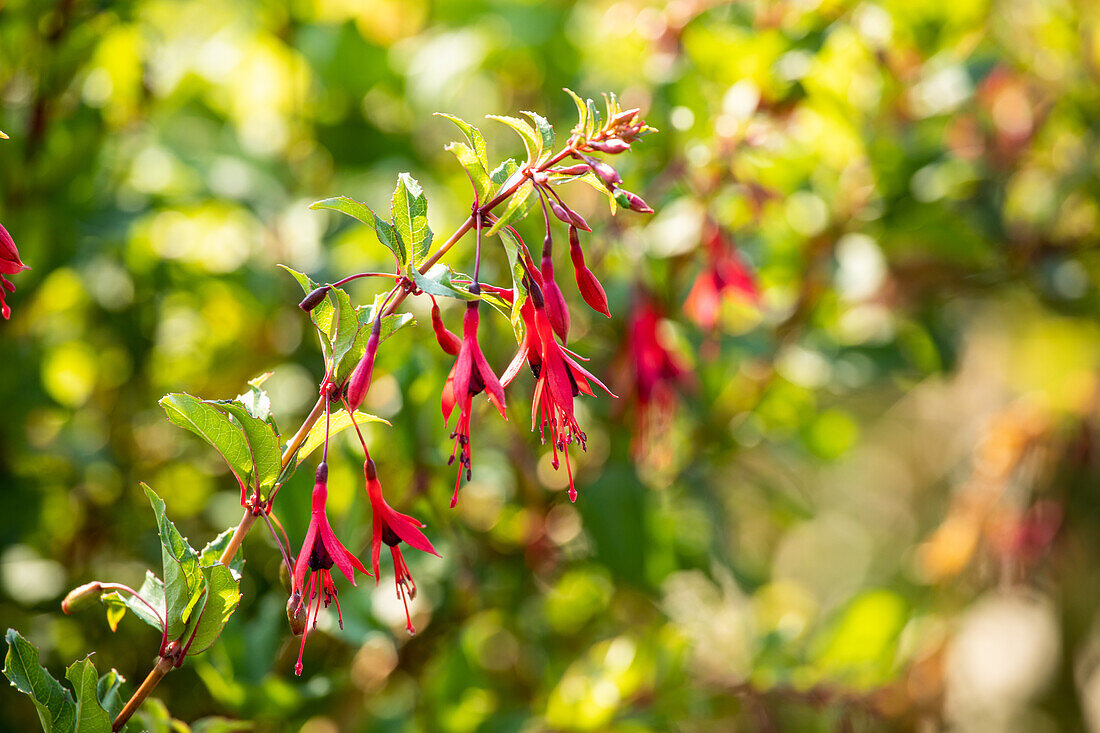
[291,462,370,676]
[0,222,29,320]
[684,226,759,331]
[502,286,614,502]
[441,298,507,507]
[622,296,689,457]
[364,458,440,634]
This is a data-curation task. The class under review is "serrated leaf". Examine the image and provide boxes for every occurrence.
[496,227,530,343]
[309,196,406,266]
[160,394,253,489]
[213,403,280,496]
[199,530,244,580]
[234,378,272,424]
[521,111,554,159]
[444,141,492,205]
[96,669,127,720]
[486,180,534,236]
[142,485,205,641]
[435,113,489,171]
[490,158,519,189]
[65,656,113,733]
[323,285,360,377]
[294,410,391,468]
[4,628,77,733]
[563,88,588,137]
[181,564,240,656]
[391,173,433,267]
[487,115,542,167]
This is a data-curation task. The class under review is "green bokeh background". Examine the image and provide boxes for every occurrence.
[4,0,1100,730]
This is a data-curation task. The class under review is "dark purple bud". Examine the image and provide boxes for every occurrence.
[315,461,329,485]
[299,285,330,311]
[587,158,621,189]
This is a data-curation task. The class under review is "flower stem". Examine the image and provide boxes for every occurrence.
[111,655,173,732]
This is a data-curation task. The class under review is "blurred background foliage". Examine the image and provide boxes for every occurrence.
[3,0,1100,730]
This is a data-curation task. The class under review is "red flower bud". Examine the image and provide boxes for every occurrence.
[553,163,590,176]
[578,153,621,189]
[614,188,653,214]
[588,139,630,154]
[431,304,462,356]
[346,321,381,410]
[541,252,570,341]
[568,226,611,317]
[298,285,330,312]
[611,108,641,126]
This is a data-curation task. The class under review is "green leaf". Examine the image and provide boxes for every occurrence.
[391,173,433,267]
[65,656,113,733]
[309,196,406,265]
[235,376,274,425]
[521,111,555,158]
[496,227,530,343]
[434,113,489,172]
[142,485,205,641]
[486,180,534,236]
[4,628,77,733]
[199,531,244,580]
[444,141,492,204]
[294,410,390,468]
[96,669,127,720]
[411,263,479,302]
[487,115,542,167]
[563,88,588,137]
[490,158,519,189]
[160,394,253,488]
[586,98,602,139]
[190,718,253,733]
[214,403,281,496]
[182,564,241,656]
[133,698,174,733]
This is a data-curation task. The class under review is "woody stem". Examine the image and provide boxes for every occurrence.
[111,656,173,731]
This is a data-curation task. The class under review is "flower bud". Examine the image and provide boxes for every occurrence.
[588,139,630,154]
[346,321,381,410]
[540,252,570,341]
[62,582,103,614]
[614,188,654,214]
[580,154,621,189]
[549,198,590,232]
[554,163,590,176]
[611,108,641,126]
[286,590,306,636]
[568,226,610,318]
[431,304,462,356]
[298,285,330,312]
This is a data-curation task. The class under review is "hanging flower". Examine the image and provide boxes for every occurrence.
[684,225,759,331]
[505,285,614,502]
[364,458,440,634]
[291,463,370,675]
[441,298,507,507]
[0,222,30,321]
[622,295,689,460]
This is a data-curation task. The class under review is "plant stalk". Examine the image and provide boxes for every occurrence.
[111,656,173,731]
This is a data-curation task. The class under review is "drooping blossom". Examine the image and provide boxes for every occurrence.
[291,462,370,675]
[0,222,29,320]
[441,297,507,507]
[684,225,759,331]
[364,458,440,634]
[502,285,614,502]
[621,295,689,460]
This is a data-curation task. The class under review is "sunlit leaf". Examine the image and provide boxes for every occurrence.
[142,484,205,640]
[487,115,541,167]
[391,173,433,267]
[309,196,406,265]
[294,410,391,468]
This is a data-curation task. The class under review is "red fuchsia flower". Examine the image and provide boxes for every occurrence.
[684,225,759,331]
[621,295,689,458]
[441,297,507,507]
[364,458,440,634]
[502,285,614,502]
[0,222,30,320]
[291,462,370,676]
